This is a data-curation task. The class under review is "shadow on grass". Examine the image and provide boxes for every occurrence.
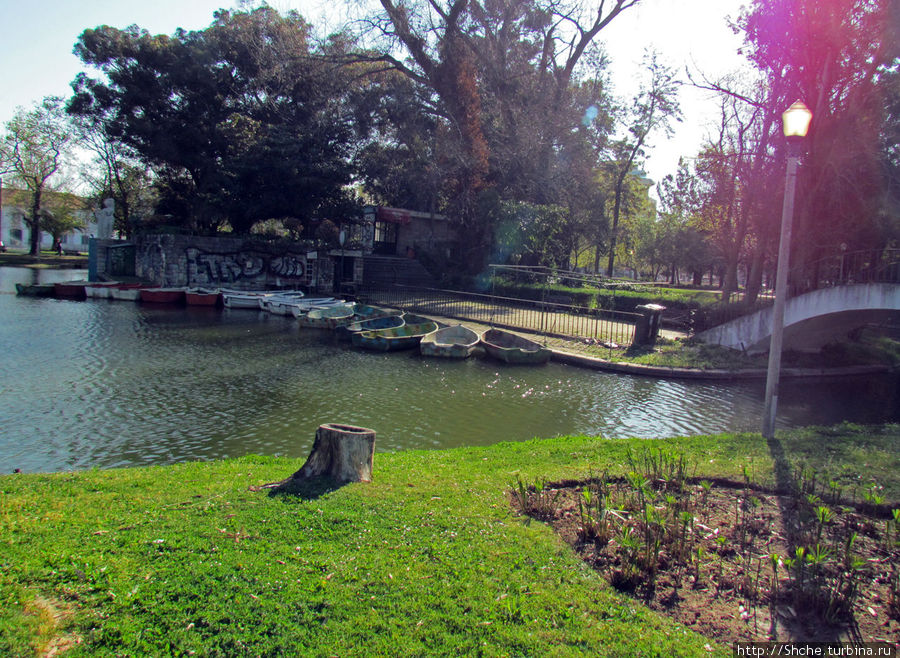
[251,475,344,500]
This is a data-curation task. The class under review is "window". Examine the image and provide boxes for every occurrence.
[373,221,398,255]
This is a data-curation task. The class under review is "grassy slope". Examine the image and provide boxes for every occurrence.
[2,425,898,657]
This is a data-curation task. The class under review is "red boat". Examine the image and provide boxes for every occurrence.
[140,287,186,304]
[54,280,89,299]
[185,288,222,306]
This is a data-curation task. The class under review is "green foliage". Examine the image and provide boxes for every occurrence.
[69,7,357,236]
[490,276,723,313]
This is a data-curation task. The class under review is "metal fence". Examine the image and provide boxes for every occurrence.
[358,283,639,346]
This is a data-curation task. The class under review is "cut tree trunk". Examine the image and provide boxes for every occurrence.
[291,423,376,483]
[251,423,376,493]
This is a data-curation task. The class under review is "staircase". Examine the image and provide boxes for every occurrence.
[362,256,436,288]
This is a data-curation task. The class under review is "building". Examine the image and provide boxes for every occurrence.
[0,187,100,253]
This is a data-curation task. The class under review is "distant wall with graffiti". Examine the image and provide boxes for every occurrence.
[131,234,329,290]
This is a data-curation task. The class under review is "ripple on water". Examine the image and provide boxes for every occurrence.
[1,282,896,473]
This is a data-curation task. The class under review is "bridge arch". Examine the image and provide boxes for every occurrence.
[697,283,900,354]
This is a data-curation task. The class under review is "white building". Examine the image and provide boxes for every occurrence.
[0,187,99,253]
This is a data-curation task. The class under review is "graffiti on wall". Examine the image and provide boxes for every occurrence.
[186,248,307,285]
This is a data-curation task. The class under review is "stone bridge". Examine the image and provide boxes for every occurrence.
[697,282,900,354]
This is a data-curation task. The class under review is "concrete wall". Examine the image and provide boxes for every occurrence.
[106,234,346,291]
[698,283,900,353]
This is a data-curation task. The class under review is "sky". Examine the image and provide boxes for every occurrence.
[0,0,749,189]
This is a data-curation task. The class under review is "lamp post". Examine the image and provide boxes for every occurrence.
[762,100,813,439]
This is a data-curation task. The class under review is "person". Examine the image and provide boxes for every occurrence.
[56,240,63,256]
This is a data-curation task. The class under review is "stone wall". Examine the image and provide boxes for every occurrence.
[129,234,333,290]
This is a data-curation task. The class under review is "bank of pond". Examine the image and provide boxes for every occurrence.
[18,281,553,364]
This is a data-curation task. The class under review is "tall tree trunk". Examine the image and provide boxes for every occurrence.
[745,246,765,304]
[606,179,626,277]
[29,189,42,256]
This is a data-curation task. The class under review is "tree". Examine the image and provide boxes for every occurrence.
[72,111,156,238]
[735,0,900,283]
[602,51,680,277]
[40,192,88,246]
[355,0,641,269]
[69,7,357,236]
[655,158,711,285]
[0,98,73,255]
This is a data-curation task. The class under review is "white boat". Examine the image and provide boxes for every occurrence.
[258,291,309,315]
[222,290,281,309]
[84,281,121,299]
[288,298,347,318]
[108,283,144,301]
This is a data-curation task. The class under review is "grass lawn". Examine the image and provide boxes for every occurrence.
[0,252,87,269]
[550,332,900,371]
[2,425,898,656]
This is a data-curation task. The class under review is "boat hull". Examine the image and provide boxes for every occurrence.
[419,325,480,359]
[186,288,222,306]
[335,314,404,340]
[109,284,143,301]
[85,282,121,299]
[481,329,551,364]
[140,288,186,304]
[54,281,89,299]
[297,303,356,329]
[15,283,55,297]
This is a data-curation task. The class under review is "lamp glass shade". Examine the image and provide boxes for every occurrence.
[782,100,812,138]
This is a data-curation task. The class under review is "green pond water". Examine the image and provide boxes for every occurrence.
[2,267,897,474]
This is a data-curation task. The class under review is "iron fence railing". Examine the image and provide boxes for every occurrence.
[691,248,900,333]
[357,283,639,346]
[789,248,900,294]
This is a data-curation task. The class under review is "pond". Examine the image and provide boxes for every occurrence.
[1,266,897,474]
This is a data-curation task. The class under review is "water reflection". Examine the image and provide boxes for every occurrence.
[1,266,896,473]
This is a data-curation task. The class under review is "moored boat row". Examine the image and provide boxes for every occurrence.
[28,279,553,364]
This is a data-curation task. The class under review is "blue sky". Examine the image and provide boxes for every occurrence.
[0,0,747,187]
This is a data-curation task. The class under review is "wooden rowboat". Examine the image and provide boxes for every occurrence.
[351,320,438,352]
[419,324,481,359]
[480,329,551,365]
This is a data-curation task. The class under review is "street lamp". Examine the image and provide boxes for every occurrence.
[762,100,812,439]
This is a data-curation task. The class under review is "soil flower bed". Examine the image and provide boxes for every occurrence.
[511,449,900,645]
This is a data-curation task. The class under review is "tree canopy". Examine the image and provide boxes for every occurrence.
[69,6,358,236]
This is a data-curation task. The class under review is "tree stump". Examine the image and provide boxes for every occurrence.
[290,423,376,483]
